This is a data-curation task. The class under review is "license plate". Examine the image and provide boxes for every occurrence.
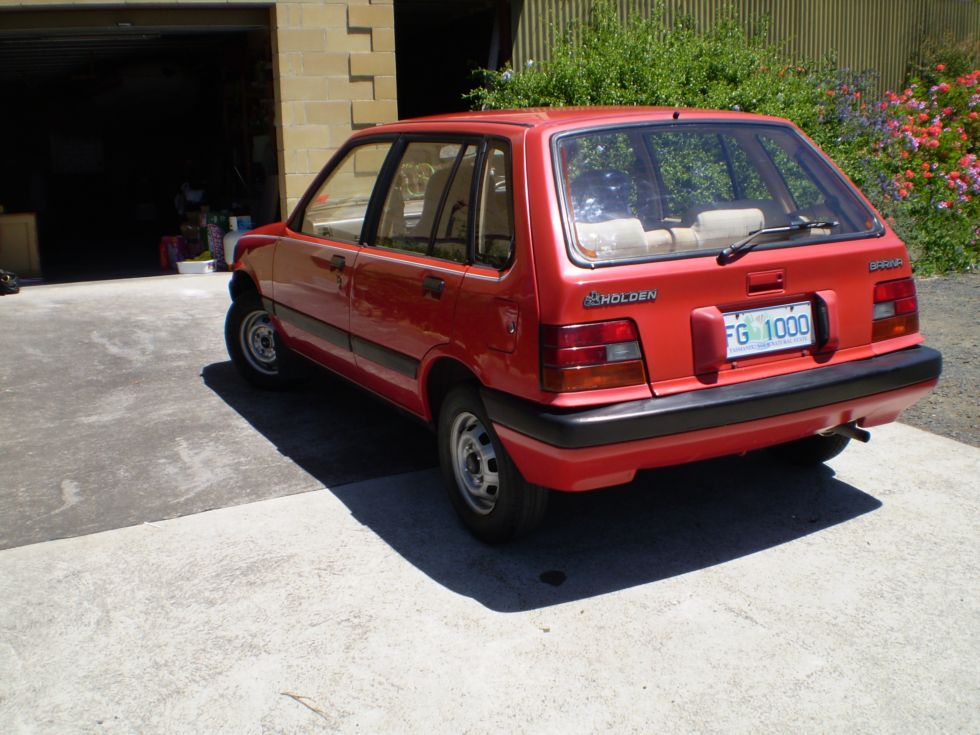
[724,301,814,359]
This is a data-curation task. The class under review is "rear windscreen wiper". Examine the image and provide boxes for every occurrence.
[717,220,838,264]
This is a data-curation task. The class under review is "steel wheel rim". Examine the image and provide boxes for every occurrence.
[240,309,278,375]
[450,411,500,515]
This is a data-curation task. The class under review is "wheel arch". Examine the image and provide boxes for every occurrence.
[229,269,259,301]
[423,357,481,425]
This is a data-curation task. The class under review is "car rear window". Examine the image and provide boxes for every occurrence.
[555,122,879,264]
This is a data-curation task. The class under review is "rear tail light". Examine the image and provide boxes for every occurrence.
[872,277,919,341]
[541,320,646,392]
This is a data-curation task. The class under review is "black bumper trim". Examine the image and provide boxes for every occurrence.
[481,346,942,449]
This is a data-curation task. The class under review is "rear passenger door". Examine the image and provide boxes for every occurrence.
[348,139,478,410]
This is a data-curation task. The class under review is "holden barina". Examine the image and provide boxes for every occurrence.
[226,107,942,543]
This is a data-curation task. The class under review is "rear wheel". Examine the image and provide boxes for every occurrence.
[225,294,298,389]
[438,385,548,543]
[767,432,851,466]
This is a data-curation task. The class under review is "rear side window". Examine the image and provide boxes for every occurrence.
[555,123,879,264]
[300,142,392,242]
[374,141,476,263]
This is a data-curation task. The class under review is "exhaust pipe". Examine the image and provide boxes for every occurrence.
[824,422,871,443]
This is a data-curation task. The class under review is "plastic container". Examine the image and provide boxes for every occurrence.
[177,259,216,274]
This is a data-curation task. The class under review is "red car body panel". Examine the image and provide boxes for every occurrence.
[231,107,941,492]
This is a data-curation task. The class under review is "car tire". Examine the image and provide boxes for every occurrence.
[767,432,851,466]
[438,385,549,543]
[225,294,300,389]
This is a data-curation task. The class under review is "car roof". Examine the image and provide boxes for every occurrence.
[372,106,791,131]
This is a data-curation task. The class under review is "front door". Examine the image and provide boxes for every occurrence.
[272,141,392,370]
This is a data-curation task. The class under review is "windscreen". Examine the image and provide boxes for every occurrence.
[555,123,879,264]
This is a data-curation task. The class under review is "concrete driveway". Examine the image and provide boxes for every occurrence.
[0,274,435,550]
[1,275,978,733]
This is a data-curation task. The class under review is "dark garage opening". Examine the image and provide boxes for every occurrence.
[394,0,513,120]
[0,9,278,282]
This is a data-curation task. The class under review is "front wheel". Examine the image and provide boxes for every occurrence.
[438,385,548,543]
[767,432,851,466]
[225,294,294,389]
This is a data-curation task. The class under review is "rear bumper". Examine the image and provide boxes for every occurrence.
[483,346,942,491]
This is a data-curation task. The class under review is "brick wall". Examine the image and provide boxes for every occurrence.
[272,0,398,216]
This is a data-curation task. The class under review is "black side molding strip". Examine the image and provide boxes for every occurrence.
[352,336,419,379]
[482,346,942,449]
[274,302,351,351]
[270,299,419,379]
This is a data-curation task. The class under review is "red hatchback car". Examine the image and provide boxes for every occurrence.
[226,107,941,542]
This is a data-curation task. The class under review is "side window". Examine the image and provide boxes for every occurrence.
[375,141,475,264]
[300,142,392,242]
[475,142,514,269]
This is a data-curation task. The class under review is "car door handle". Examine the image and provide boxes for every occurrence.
[330,254,346,271]
[422,276,445,295]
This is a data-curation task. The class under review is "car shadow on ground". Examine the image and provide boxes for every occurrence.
[204,361,882,612]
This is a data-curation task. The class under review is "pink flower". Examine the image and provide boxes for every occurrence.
[938,83,951,93]
[937,64,946,72]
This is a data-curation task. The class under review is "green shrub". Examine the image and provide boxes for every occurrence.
[467,0,827,129]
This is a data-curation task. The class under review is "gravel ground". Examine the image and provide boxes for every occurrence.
[900,272,979,446]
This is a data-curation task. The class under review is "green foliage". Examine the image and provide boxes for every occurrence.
[466,0,979,273]
[467,1,827,127]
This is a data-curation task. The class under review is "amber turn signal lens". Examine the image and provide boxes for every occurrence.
[542,360,647,392]
[871,313,919,342]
